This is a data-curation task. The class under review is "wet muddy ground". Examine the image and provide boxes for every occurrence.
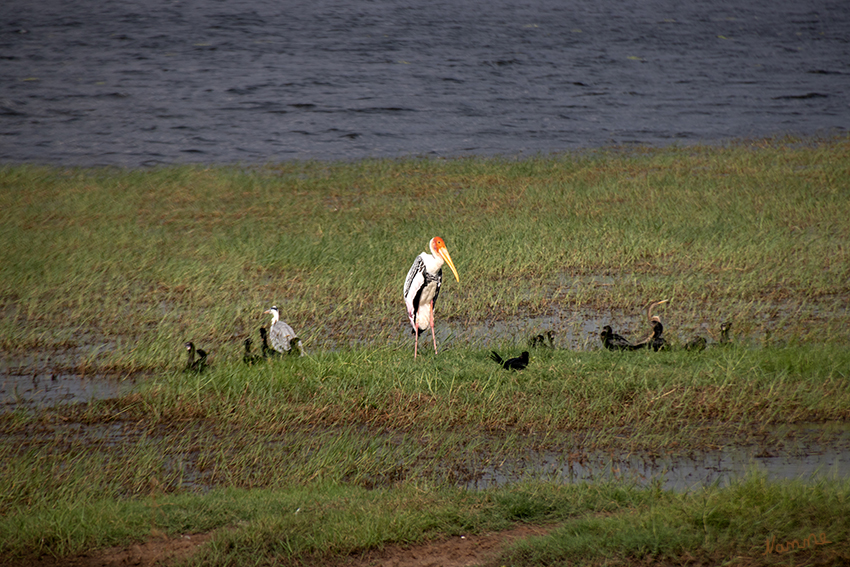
[4,373,848,495]
[3,299,849,494]
[466,426,850,492]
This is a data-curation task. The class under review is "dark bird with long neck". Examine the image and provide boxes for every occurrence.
[242,338,263,365]
[634,300,668,351]
[185,341,208,372]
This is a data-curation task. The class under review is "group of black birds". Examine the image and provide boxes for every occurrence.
[489,301,733,372]
[184,305,306,373]
[599,300,732,353]
[186,301,732,374]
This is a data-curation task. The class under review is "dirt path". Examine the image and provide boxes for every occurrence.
[5,525,550,567]
[5,532,213,567]
[334,525,552,567]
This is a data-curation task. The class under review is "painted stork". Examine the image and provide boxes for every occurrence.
[184,341,208,372]
[490,350,530,370]
[263,306,306,356]
[403,236,460,358]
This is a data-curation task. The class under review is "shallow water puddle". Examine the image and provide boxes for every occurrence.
[1,372,136,409]
[466,426,850,492]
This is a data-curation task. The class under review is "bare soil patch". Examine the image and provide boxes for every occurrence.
[332,524,552,567]
[4,532,213,567]
[3,525,550,567]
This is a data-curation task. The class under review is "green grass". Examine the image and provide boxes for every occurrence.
[1,137,849,368]
[2,473,848,565]
[491,471,850,566]
[2,136,850,565]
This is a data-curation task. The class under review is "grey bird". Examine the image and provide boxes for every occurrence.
[263,306,306,356]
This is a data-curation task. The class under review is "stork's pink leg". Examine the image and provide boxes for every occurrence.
[414,326,419,359]
[430,300,438,354]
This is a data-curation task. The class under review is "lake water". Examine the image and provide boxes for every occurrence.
[1,0,848,167]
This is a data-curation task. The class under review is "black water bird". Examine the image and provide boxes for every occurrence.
[719,321,732,345]
[683,320,732,351]
[635,319,666,351]
[529,330,555,349]
[242,338,264,365]
[600,325,637,351]
[259,326,280,359]
[632,299,668,352]
[185,341,208,372]
[490,350,530,370]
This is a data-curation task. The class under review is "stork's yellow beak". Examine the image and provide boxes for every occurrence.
[436,243,459,283]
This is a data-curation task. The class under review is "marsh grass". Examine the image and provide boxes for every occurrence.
[2,137,849,367]
[2,137,850,565]
[4,344,847,562]
[94,343,850,447]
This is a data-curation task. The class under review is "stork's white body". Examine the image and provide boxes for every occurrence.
[403,237,458,358]
[404,251,444,335]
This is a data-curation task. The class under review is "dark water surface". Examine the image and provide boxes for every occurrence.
[1,0,848,167]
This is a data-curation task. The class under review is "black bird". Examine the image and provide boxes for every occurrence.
[490,350,530,370]
[259,327,280,359]
[529,330,555,349]
[635,319,666,351]
[684,321,732,351]
[632,299,668,352]
[683,335,707,352]
[185,341,208,372]
[242,338,263,365]
[719,321,732,345]
[600,325,637,351]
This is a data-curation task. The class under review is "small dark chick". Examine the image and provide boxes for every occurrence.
[684,335,707,352]
[719,321,733,345]
[489,350,530,370]
[242,338,264,365]
[185,341,208,372]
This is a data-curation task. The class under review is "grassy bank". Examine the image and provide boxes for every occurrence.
[2,473,848,565]
[2,137,849,565]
